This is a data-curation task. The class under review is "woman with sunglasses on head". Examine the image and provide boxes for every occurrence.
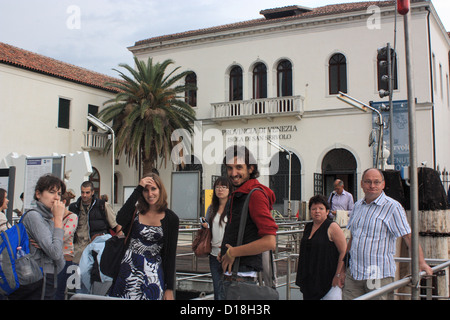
[109,173,179,300]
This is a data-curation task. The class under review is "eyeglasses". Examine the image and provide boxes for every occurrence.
[215,186,229,190]
[363,180,383,186]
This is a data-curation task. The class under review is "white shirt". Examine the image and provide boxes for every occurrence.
[347,192,411,280]
[210,212,227,256]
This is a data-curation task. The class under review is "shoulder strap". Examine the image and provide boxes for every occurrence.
[232,188,263,275]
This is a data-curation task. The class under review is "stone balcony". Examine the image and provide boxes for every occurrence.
[211,95,304,123]
[82,131,108,151]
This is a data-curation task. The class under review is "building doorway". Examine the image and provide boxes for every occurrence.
[321,149,357,200]
[269,151,301,215]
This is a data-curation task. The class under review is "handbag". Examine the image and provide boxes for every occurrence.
[225,188,279,300]
[192,227,212,257]
[100,209,136,279]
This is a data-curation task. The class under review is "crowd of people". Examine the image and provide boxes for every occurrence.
[0,144,435,300]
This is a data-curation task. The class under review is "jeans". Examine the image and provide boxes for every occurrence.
[55,260,74,300]
[209,254,225,300]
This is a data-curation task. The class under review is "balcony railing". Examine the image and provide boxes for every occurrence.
[211,95,304,122]
[82,131,108,151]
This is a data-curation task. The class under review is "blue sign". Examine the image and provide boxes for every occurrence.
[371,100,409,171]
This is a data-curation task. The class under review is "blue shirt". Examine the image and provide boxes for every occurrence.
[347,192,411,280]
[328,190,354,212]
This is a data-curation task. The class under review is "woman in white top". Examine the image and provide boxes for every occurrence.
[0,188,11,232]
[203,177,232,300]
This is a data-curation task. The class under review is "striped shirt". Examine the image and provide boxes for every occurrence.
[347,192,411,280]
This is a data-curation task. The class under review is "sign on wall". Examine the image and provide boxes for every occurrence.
[23,156,65,210]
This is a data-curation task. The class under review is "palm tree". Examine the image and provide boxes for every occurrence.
[99,56,197,174]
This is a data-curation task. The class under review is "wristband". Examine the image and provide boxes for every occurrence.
[226,248,234,259]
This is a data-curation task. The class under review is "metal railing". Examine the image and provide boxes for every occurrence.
[355,258,450,300]
[72,222,450,300]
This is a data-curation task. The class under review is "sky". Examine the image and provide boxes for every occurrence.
[1,0,449,77]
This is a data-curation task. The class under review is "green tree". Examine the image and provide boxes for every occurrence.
[99,57,197,174]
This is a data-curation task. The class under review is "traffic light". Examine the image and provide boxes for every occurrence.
[397,0,410,16]
[377,43,395,99]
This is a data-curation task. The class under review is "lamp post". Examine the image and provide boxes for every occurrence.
[268,139,292,219]
[87,114,115,207]
[337,92,386,170]
[397,0,420,300]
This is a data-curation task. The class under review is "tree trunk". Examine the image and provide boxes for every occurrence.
[142,158,154,176]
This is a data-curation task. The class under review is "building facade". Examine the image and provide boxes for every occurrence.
[129,0,450,213]
[0,42,139,212]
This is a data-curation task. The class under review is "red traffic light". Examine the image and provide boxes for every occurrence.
[397,0,410,15]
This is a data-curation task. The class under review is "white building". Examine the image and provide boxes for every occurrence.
[1,1,449,219]
[128,0,450,214]
[0,42,139,214]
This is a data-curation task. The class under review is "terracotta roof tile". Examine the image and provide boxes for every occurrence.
[0,42,120,93]
[134,0,426,46]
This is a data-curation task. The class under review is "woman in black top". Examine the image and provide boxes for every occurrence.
[296,195,346,300]
[109,173,179,300]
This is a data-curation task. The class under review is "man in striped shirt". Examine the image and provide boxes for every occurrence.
[342,168,432,300]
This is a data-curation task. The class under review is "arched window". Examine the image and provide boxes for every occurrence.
[277,60,293,97]
[329,53,348,94]
[185,73,197,107]
[253,63,267,99]
[229,66,243,101]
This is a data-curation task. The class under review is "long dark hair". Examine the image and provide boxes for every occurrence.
[209,176,233,226]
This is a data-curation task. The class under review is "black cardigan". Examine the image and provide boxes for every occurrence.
[116,185,179,291]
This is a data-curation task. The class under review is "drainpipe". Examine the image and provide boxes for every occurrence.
[426,7,437,170]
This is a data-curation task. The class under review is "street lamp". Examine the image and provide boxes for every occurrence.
[87,113,115,207]
[268,139,293,219]
[337,91,386,170]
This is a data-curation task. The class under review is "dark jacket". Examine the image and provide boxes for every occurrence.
[221,179,277,272]
[69,196,108,238]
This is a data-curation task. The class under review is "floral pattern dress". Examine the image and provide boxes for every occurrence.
[109,215,165,300]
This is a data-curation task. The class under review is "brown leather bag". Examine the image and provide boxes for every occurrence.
[192,227,212,257]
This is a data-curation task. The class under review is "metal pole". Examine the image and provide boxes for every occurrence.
[387,42,395,166]
[111,132,115,207]
[403,10,420,300]
[288,151,292,219]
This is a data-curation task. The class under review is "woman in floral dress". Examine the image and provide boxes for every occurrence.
[109,174,179,300]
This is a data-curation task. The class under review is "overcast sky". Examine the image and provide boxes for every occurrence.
[1,0,449,77]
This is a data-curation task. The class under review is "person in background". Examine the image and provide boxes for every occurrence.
[328,179,354,220]
[55,190,78,300]
[69,181,119,264]
[296,195,347,300]
[0,188,11,232]
[202,176,232,300]
[109,174,179,300]
[9,174,66,300]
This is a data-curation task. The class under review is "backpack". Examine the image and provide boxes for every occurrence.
[0,213,43,296]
